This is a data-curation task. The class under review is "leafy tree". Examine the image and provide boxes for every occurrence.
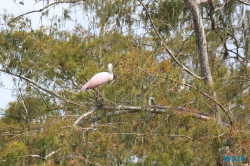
[0,0,250,165]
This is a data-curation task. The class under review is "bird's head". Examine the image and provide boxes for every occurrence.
[108,63,113,73]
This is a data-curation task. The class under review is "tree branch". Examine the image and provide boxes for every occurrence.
[73,105,213,126]
[8,0,83,25]
[170,134,193,140]
[0,69,86,108]
[44,148,62,160]
[22,148,61,161]
[103,105,212,120]
[22,154,43,159]
[74,107,97,126]
[13,77,29,117]
[237,0,250,5]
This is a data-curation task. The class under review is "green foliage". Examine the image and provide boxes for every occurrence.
[149,0,185,36]
[0,141,28,166]
[0,0,250,165]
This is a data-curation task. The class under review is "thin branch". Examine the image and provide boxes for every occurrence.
[74,107,97,126]
[36,88,51,110]
[8,0,83,25]
[13,76,29,116]
[154,114,170,132]
[0,69,86,108]
[22,154,43,159]
[237,0,250,5]
[44,148,62,160]
[22,148,61,161]
[170,134,193,140]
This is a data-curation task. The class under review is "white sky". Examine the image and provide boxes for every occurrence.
[0,0,85,110]
[0,73,14,110]
[2,0,48,28]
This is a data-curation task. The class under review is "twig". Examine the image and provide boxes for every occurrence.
[22,154,43,159]
[13,77,28,117]
[44,148,62,160]
[22,148,62,161]
[170,134,193,140]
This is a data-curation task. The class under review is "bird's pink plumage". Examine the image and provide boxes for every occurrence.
[82,72,111,91]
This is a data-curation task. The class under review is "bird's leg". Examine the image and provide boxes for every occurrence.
[97,87,100,101]
[96,87,103,107]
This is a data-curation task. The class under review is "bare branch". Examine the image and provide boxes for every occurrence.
[22,154,43,159]
[110,99,229,128]
[237,0,250,5]
[72,103,213,126]
[0,69,86,108]
[44,148,62,160]
[74,107,97,126]
[13,76,29,116]
[8,0,83,25]
[22,148,61,161]
[170,134,193,140]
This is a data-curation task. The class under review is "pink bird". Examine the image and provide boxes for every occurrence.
[82,63,114,100]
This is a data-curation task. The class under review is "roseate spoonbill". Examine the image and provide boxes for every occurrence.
[82,63,114,100]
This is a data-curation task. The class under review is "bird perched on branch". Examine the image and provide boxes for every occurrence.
[82,63,114,100]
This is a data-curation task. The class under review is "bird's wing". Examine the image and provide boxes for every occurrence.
[84,72,111,90]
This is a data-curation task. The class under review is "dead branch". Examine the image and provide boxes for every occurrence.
[22,148,61,161]
[73,105,213,126]
[170,134,193,140]
[44,148,62,160]
[74,107,97,126]
[22,154,43,159]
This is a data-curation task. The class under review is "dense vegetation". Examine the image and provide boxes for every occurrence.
[0,0,250,165]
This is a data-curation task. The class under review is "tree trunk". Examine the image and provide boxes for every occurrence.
[184,0,221,122]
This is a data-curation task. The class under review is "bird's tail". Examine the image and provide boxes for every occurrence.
[81,87,86,92]
[81,85,87,92]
